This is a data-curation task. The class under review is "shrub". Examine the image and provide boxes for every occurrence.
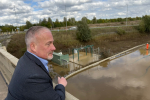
[76,21,92,42]
[138,21,145,33]
[7,33,26,58]
[116,28,126,36]
[138,15,150,33]
[120,21,124,24]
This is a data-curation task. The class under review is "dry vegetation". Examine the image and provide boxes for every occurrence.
[6,21,150,59]
[53,27,150,58]
[52,20,141,30]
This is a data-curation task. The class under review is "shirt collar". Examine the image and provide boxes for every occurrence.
[27,51,49,72]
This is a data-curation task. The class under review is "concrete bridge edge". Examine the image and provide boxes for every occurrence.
[0,47,79,100]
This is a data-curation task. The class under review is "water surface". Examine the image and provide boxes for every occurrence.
[66,46,150,100]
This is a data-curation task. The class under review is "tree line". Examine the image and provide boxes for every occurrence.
[0,16,142,32]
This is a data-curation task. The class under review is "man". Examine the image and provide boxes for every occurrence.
[5,26,67,100]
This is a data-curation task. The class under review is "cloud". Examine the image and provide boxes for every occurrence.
[0,0,150,26]
[0,2,11,10]
[118,12,126,16]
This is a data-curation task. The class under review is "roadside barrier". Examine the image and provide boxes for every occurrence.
[0,47,79,100]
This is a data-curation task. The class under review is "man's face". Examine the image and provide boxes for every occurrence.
[34,28,56,60]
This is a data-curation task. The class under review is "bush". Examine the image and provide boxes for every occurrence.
[138,21,145,33]
[116,28,126,36]
[138,15,150,33]
[120,21,124,24]
[76,21,92,42]
[7,33,26,58]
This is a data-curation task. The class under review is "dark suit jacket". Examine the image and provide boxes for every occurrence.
[5,52,65,100]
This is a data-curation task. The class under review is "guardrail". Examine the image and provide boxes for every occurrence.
[0,47,79,100]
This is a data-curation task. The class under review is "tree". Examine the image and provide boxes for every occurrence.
[70,17,76,25]
[117,18,123,22]
[63,17,67,23]
[41,18,47,26]
[87,18,91,24]
[54,19,61,27]
[68,18,76,26]
[139,15,150,33]
[20,25,26,31]
[138,21,145,33]
[92,16,97,24]
[25,21,32,29]
[76,21,92,42]
[46,22,51,28]
[1,26,11,32]
[136,16,141,20]
[39,19,42,25]
[81,17,87,23]
[63,17,67,27]
[97,19,103,23]
[142,15,150,33]
[48,17,54,28]
[68,18,72,26]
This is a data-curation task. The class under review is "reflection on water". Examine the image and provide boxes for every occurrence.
[65,46,150,100]
[48,52,100,83]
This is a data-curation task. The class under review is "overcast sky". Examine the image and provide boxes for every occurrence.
[0,0,150,26]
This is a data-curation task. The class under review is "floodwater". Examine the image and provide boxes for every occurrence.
[65,46,150,100]
[48,52,100,82]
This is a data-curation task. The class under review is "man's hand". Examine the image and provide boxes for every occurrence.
[58,77,67,87]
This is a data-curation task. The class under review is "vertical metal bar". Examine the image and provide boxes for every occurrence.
[91,47,93,57]
[126,4,128,26]
[78,50,79,61]
[86,48,87,55]
[73,49,74,60]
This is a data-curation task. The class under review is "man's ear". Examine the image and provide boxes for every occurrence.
[30,42,36,52]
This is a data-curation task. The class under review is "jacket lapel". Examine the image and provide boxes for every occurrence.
[25,52,52,79]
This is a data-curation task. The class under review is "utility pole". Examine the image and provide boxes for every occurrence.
[32,11,33,24]
[14,6,17,27]
[65,5,67,31]
[126,4,128,26]
[14,5,18,33]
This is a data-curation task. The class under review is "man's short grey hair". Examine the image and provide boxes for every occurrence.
[25,26,50,48]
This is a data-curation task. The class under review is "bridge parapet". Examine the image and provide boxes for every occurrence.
[0,47,79,100]
[0,47,17,84]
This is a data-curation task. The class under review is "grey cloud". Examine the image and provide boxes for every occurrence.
[38,1,55,8]
[54,0,92,7]
[0,0,32,15]
[66,5,85,12]
[0,1,12,10]
[0,16,16,25]
[38,0,92,9]
[0,0,150,26]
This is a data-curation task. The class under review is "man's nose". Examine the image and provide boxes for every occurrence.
[51,44,56,51]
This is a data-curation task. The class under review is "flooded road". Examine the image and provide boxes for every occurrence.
[65,46,150,100]
[48,51,100,82]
